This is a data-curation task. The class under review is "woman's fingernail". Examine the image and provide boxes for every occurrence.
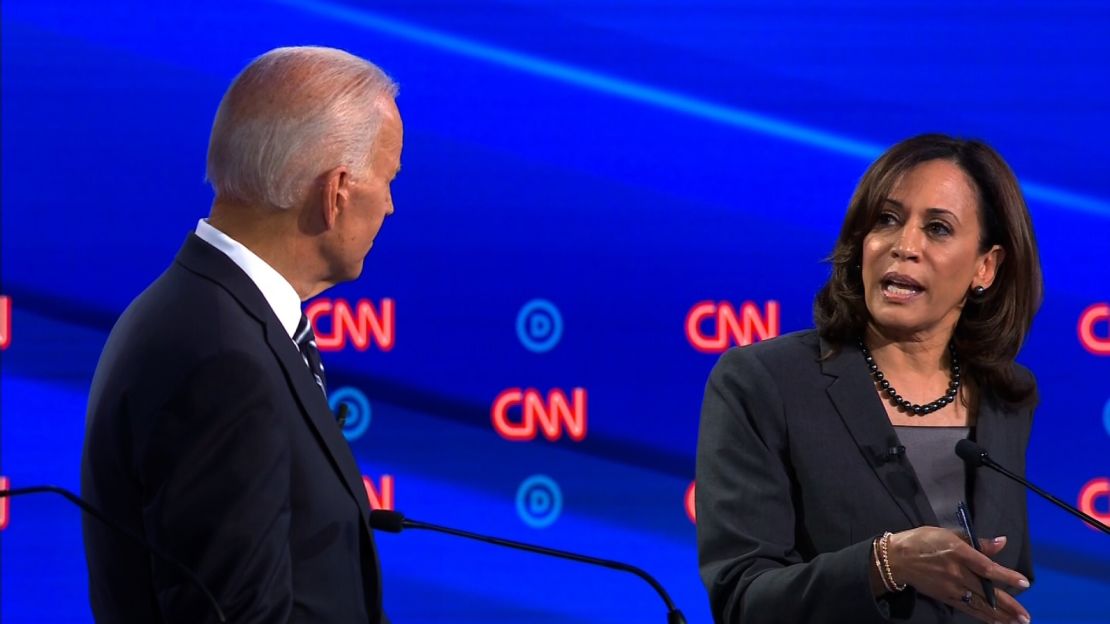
[1019,615,1031,624]
[1018,578,1030,588]
[993,536,1007,544]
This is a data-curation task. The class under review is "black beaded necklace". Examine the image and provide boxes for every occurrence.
[857,339,960,416]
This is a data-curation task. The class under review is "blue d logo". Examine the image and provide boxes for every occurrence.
[328,386,372,442]
[516,299,563,353]
[516,474,563,528]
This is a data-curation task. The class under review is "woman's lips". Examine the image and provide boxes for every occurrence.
[880,272,925,301]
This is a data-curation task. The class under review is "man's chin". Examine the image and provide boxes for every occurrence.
[349,259,367,281]
[327,262,365,285]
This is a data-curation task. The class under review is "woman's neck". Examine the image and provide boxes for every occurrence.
[864,323,953,377]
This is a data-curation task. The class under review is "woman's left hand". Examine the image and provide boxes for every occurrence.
[886,527,1031,624]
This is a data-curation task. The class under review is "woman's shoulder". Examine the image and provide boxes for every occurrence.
[715,328,824,375]
[1011,361,1037,386]
[978,360,1038,408]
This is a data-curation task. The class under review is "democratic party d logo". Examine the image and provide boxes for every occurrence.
[329,386,372,441]
[516,299,563,353]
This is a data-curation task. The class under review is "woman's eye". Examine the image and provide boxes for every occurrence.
[927,221,953,236]
[875,212,898,227]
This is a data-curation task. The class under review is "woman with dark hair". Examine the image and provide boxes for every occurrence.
[697,134,1041,624]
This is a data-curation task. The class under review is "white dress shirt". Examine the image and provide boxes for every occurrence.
[194,219,302,340]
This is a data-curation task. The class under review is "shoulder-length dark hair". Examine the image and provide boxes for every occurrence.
[814,134,1043,405]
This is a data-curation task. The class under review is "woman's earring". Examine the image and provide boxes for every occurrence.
[973,285,986,296]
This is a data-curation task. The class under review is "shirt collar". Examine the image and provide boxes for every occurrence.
[194,218,302,339]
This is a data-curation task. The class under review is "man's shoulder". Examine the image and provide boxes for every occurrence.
[109,261,263,359]
[128,262,227,317]
[90,261,278,417]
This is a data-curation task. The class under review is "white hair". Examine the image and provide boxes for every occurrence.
[205,46,398,210]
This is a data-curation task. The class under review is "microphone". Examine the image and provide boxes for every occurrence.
[870,442,905,465]
[369,509,687,624]
[954,440,1110,535]
[885,444,907,462]
[954,439,989,467]
[0,484,228,622]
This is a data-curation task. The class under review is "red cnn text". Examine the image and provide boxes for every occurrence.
[686,300,780,353]
[362,475,395,511]
[0,295,10,350]
[307,298,395,352]
[685,481,696,524]
[1078,303,1110,356]
[1078,477,1110,531]
[491,388,588,442]
[0,477,9,530]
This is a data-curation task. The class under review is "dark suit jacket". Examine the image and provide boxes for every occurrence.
[82,234,385,623]
[696,330,1034,624]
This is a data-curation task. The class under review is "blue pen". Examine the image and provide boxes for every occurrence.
[956,501,997,609]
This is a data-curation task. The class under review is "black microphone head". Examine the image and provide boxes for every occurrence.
[369,509,406,533]
[955,439,987,467]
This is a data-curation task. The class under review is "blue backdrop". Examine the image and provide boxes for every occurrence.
[2,1,1108,622]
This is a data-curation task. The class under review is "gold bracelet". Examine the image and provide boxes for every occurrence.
[879,531,907,592]
[871,536,891,592]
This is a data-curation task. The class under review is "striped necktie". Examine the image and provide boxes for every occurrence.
[293,314,327,396]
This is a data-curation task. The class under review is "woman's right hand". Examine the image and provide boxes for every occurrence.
[885,526,1031,624]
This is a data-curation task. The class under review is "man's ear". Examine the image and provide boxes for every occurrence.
[320,165,351,230]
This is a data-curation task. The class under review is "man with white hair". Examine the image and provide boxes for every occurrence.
[82,46,400,623]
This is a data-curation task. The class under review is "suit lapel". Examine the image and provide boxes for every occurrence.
[968,394,1009,540]
[820,338,938,528]
[174,233,373,529]
[263,321,374,521]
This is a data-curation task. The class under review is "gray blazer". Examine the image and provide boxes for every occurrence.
[696,329,1034,623]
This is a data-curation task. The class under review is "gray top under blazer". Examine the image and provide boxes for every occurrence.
[696,329,1034,624]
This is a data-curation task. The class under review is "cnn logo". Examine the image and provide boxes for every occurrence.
[491,388,587,442]
[0,295,10,351]
[362,475,394,511]
[306,298,394,352]
[0,477,9,530]
[1078,303,1110,356]
[1079,477,1110,531]
[685,300,780,353]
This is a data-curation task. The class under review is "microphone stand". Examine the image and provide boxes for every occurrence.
[0,485,228,622]
[372,510,686,624]
[980,455,1110,535]
[956,440,1110,535]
